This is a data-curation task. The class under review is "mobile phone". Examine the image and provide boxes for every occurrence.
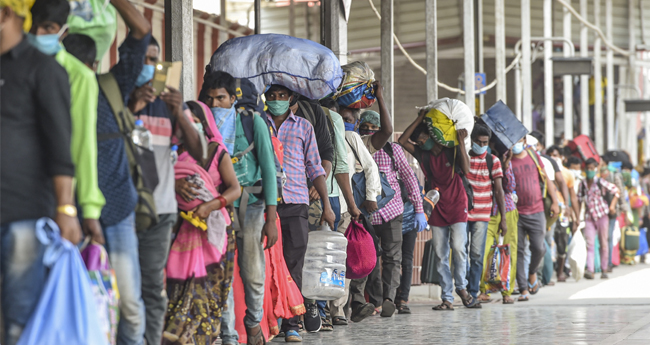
[152,61,182,96]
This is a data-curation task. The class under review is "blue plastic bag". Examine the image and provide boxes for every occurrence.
[17,218,108,345]
[638,228,649,256]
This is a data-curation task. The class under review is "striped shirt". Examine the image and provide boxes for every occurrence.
[467,152,503,222]
[267,112,325,205]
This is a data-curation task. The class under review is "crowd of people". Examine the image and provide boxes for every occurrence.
[2,1,650,345]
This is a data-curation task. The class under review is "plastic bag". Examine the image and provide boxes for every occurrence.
[67,0,117,64]
[17,218,108,345]
[417,98,474,150]
[81,243,120,345]
[567,229,587,282]
[210,34,343,100]
[332,61,376,109]
[344,219,376,279]
[483,239,511,293]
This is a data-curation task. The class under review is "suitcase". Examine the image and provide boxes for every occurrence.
[480,100,529,155]
[621,226,640,251]
[420,239,441,285]
[568,134,600,164]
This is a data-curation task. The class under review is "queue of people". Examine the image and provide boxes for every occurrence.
[2,1,650,345]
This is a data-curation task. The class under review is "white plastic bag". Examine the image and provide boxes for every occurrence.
[567,230,587,282]
[613,219,621,245]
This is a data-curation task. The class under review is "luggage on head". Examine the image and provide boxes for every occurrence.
[480,100,529,155]
[331,61,376,109]
[568,135,600,166]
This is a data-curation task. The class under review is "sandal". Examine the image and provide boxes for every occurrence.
[477,293,492,303]
[502,296,515,304]
[332,316,348,326]
[455,289,479,308]
[517,293,530,302]
[320,317,333,332]
[246,325,266,345]
[397,302,411,314]
[432,301,454,311]
[528,278,540,295]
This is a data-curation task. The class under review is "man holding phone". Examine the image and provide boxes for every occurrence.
[127,36,203,345]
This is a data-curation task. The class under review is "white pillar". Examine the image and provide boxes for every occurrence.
[463,0,475,115]
[629,0,637,165]
[618,66,628,150]
[426,0,438,101]
[477,0,484,114]
[606,0,615,150]
[544,0,554,147]
[522,0,532,129]
[564,0,574,141]
[165,0,194,101]
[381,0,395,127]
[580,0,589,136]
[495,0,507,103]
[644,64,650,161]
[594,0,604,152]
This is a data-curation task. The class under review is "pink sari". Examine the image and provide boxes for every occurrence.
[163,101,235,345]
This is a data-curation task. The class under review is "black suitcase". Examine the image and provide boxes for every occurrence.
[480,100,529,155]
[420,239,440,285]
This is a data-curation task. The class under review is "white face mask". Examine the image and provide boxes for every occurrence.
[571,169,582,178]
[556,105,563,114]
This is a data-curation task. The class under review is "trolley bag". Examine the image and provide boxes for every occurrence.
[568,135,600,165]
[420,239,441,285]
[480,100,529,155]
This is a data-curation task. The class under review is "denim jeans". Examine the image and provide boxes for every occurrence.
[431,222,468,302]
[465,221,488,299]
[396,228,418,302]
[104,212,146,345]
[330,196,341,231]
[1,219,46,345]
[221,201,267,344]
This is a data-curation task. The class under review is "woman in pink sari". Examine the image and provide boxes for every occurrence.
[163,100,241,345]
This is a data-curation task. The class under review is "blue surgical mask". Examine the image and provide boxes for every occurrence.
[344,122,357,132]
[27,24,67,56]
[472,142,488,155]
[135,64,155,88]
[512,142,525,155]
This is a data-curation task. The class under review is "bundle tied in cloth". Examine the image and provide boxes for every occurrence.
[332,61,376,109]
[417,98,474,151]
[1,0,36,32]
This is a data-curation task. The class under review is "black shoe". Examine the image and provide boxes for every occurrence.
[380,299,396,317]
[350,303,375,323]
[304,303,321,333]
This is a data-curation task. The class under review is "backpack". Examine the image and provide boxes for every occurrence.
[419,147,475,211]
[526,148,557,225]
[382,142,409,203]
[97,73,158,231]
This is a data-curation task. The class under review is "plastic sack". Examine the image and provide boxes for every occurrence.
[402,201,416,234]
[638,228,649,256]
[483,240,511,293]
[332,61,376,109]
[417,98,474,150]
[344,219,377,279]
[81,243,120,345]
[567,229,587,282]
[67,0,118,64]
[210,34,343,100]
[17,218,108,345]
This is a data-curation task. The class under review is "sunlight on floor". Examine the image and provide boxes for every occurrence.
[569,268,650,299]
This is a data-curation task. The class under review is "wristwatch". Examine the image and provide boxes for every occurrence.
[57,204,78,217]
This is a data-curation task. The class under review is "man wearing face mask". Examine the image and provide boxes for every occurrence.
[464,124,507,305]
[127,35,202,345]
[30,0,106,246]
[355,110,426,317]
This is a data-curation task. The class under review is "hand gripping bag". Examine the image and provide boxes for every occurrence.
[483,239,511,293]
[209,34,343,100]
[81,243,120,345]
[567,230,587,282]
[17,218,108,345]
[417,98,474,151]
[67,0,118,64]
[345,219,377,279]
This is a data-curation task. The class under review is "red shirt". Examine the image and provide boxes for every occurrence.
[511,151,545,215]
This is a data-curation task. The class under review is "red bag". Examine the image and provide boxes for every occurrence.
[483,242,511,293]
[568,135,600,165]
[344,219,377,279]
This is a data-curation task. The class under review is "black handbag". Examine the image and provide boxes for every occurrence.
[420,239,440,285]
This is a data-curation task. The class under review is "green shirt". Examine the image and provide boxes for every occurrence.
[326,110,350,197]
[55,46,105,219]
[232,113,278,207]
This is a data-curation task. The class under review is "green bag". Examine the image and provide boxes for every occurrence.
[67,0,117,64]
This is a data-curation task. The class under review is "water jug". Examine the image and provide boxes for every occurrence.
[302,225,348,300]
[132,119,153,150]
[425,188,440,205]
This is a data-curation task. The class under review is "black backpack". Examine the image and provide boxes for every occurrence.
[97,73,159,231]
[420,146,475,211]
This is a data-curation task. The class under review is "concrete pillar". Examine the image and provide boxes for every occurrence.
[289,0,296,37]
[495,0,506,103]
[254,0,261,34]
[522,0,532,129]
[580,0,589,136]
[544,0,554,147]
[628,0,637,164]
[564,0,574,141]
[221,0,226,21]
[381,0,395,126]
[322,0,348,64]
[165,0,194,101]
[606,0,615,150]
[463,0,475,115]
[476,0,484,114]
[426,0,438,102]
[594,0,604,153]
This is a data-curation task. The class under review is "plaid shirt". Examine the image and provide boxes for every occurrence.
[577,177,620,221]
[268,112,325,205]
[491,162,517,216]
[371,143,424,225]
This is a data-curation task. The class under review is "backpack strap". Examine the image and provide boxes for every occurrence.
[382,142,399,172]
[485,152,494,181]
[232,109,257,163]
[97,73,134,141]
[298,100,316,127]
[526,148,548,197]
[346,137,364,170]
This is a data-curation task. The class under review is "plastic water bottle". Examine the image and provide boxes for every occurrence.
[170,145,178,165]
[559,202,570,227]
[425,188,440,205]
[512,191,518,204]
[132,119,153,150]
[301,224,348,300]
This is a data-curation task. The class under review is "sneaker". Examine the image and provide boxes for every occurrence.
[584,271,595,280]
[285,330,302,342]
[601,273,609,279]
[380,299,396,317]
[350,303,375,323]
[304,303,321,333]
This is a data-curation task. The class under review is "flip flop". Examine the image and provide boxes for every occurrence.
[502,296,515,304]
[432,301,454,311]
[528,278,540,295]
[517,294,530,302]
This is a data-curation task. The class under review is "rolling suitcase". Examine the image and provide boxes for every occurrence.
[480,100,529,155]
[568,134,600,164]
[420,239,441,285]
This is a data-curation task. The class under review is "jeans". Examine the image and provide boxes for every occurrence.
[516,212,547,293]
[465,221,488,299]
[221,201,267,344]
[330,196,341,231]
[396,229,418,302]
[431,222,468,303]
[137,213,176,345]
[608,217,616,268]
[104,212,146,345]
[1,219,46,345]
